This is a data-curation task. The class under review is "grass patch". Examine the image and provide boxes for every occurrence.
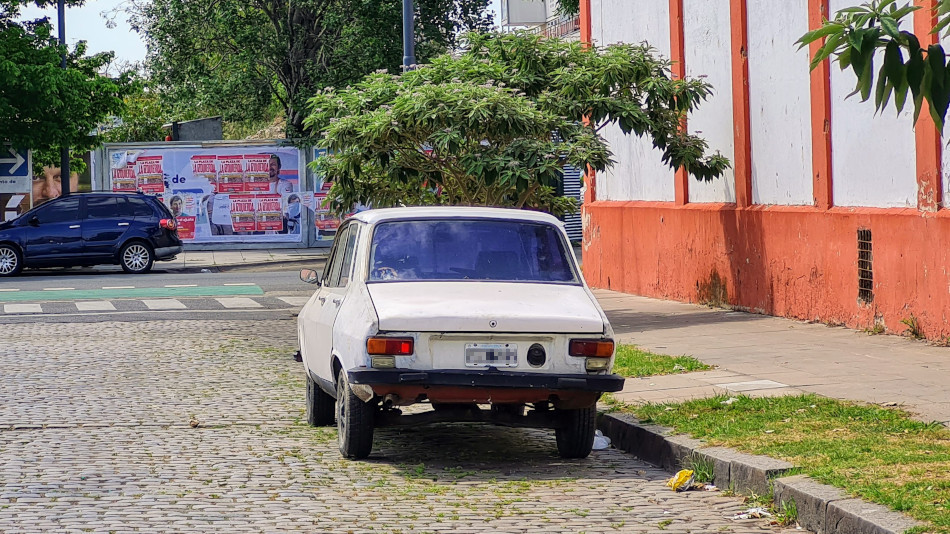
[612,344,710,377]
[626,394,950,532]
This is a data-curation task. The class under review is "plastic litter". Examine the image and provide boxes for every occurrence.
[201,268,212,273]
[592,430,612,450]
[721,397,739,405]
[665,469,694,492]
[673,364,686,371]
[732,507,772,520]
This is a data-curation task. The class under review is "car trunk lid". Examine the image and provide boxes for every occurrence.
[368,282,605,333]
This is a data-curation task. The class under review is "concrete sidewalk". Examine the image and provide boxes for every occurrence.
[162,248,328,271]
[597,289,950,426]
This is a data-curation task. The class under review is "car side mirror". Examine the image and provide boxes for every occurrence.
[28,215,39,227]
[299,268,321,285]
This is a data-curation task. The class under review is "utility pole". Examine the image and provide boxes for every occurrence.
[57,0,70,196]
[402,0,416,71]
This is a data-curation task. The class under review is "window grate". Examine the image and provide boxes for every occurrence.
[858,228,873,303]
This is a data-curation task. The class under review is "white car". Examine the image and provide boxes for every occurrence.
[297,206,623,459]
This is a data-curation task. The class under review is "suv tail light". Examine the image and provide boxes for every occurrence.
[569,339,614,358]
[160,218,177,230]
[367,337,414,355]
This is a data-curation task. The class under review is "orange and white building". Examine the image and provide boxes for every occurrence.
[579,0,950,339]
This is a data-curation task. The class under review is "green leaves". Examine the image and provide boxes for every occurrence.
[306,32,727,215]
[799,0,950,131]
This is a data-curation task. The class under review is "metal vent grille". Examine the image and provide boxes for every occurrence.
[858,228,873,303]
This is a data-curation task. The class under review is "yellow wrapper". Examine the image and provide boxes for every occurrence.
[666,469,695,492]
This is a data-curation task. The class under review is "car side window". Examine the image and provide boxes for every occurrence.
[127,197,154,218]
[323,225,350,287]
[337,224,359,286]
[33,197,80,224]
[85,196,117,219]
[115,197,134,218]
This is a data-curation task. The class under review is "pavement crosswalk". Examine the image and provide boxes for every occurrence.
[1,296,309,315]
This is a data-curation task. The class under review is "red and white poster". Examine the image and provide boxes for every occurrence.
[229,194,256,232]
[191,155,217,192]
[135,155,165,194]
[255,194,283,231]
[176,216,197,240]
[244,154,271,193]
[217,155,245,193]
[111,166,137,192]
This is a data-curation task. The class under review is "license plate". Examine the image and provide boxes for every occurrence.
[465,343,517,368]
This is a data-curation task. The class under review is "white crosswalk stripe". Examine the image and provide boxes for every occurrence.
[4,303,42,314]
[143,299,187,310]
[278,296,311,306]
[216,297,263,309]
[75,301,117,312]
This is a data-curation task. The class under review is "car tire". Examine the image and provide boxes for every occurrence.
[0,244,23,277]
[554,405,596,459]
[119,241,154,274]
[336,370,375,459]
[306,372,335,426]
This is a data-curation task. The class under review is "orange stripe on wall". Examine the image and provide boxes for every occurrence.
[914,0,943,212]
[670,0,689,205]
[730,0,752,207]
[808,0,833,210]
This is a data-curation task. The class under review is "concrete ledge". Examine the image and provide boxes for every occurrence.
[597,412,923,534]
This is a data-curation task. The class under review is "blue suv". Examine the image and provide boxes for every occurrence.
[0,192,183,276]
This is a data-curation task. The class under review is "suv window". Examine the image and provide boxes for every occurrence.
[33,197,80,224]
[127,197,155,218]
[86,196,117,219]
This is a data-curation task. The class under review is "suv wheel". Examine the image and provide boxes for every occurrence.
[554,405,596,459]
[336,370,375,459]
[0,245,22,277]
[120,242,154,273]
[306,372,335,426]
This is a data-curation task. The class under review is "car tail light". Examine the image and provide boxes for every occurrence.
[367,337,414,355]
[569,339,614,358]
[160,218,177,230]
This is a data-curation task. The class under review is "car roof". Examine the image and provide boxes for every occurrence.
[349,206,566,227]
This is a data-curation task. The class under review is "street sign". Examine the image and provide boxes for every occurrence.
[0,145,32,194]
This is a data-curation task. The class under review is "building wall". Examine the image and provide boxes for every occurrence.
[584,0,950,339]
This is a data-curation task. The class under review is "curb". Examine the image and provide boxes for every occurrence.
[597,412,923,534]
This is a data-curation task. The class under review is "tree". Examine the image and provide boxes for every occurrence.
[130,0,493,136]
[305,32,730,216]
[0,2,132,156]
[798,0,950,131]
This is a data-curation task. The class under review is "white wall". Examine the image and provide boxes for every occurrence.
[829,0,917,208]
[747,1,814,205]
[940,33,950,208]
[684,0,736,203]
[591,0,675,201]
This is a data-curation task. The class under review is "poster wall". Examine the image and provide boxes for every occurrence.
[108,146,303,243]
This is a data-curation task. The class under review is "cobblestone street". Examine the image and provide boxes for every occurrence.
[1,320,797,533]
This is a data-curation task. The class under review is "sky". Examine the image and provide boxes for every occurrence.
[18,0,504,66]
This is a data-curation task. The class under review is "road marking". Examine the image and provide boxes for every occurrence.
[0,288,20,292]
[165,284,197,288]
[43,287,75,291]
[75,301,117,312]
[143,299,187,310]
[278,296,311,306]
[103,286,135,290]
[4,303,42,314]
[0,285,264,302]
[223,283,257,286]
[216,297,263,309]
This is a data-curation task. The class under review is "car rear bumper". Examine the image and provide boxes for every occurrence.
[348,368,624,392]
[155,245,183,261]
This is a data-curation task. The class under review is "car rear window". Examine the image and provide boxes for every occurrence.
[368,219,578,284]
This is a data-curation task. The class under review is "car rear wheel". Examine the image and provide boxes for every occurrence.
[120,242,154,273]
[306,372,335,426]
[0,245,22,277]
[336,370,375,459]
[554,405,596,459]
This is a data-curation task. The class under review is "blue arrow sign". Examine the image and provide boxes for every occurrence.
[0,146,29,178]
[0,145,32,194]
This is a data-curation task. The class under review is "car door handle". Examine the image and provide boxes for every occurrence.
[68,225,80,229]
[118,222,129,227]
[317,296,327,304]
[331,297,342,306]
